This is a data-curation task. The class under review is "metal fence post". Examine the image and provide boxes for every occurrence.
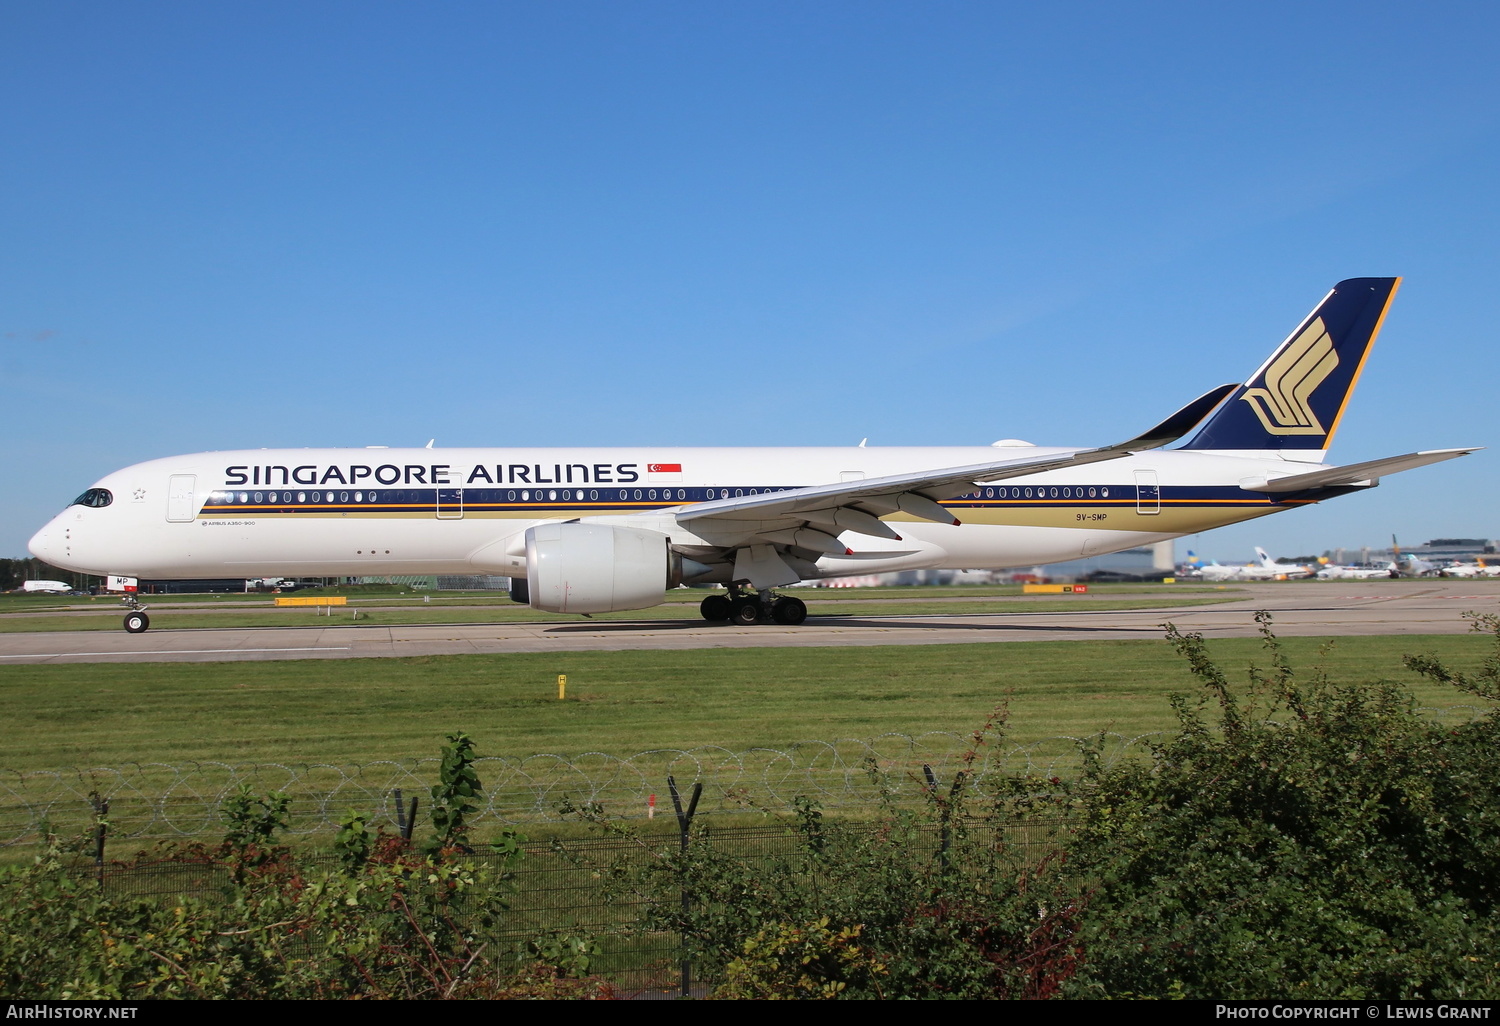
[393,788,419,843]
[89,792,109,888]
[922,764,952,875]
[668,774,703,999]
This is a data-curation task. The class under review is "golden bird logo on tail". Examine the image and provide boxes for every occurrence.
[1239,317,1338,435]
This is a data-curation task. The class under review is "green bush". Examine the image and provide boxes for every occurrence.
[636,743,1084,999]
[627,613,1500,999]
[0,835,533,998]
[429,731,483,853]
[1055,612,1500,999]
[715,919,887,999]
[0,736,587,1000]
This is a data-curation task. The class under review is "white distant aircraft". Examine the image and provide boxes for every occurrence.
[19,580,71,594]
[1437,560,1500,579]
[1315,562,1396,580]
[1390,536,1441,578]
[1194,547,1313,581]
[1195,557,1253,582]
[1253,546,1316,579]
[28,278,1479,632]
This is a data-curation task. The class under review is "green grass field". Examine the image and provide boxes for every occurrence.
[0,632,1491,772]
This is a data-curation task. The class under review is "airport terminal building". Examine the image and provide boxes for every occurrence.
[1327,538,1496,567]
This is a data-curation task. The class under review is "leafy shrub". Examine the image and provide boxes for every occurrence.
[0,838,502,998]
[715,919,887,999]
[616,614,1500,1000]
[1055,612,1500,999]
[333,809,374,872]
[636,728,1084,999]
[220,785,290,849]
[429,731,483,852]
[0,738,579,1000]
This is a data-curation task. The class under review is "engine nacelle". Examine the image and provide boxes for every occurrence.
[525,522,681,613]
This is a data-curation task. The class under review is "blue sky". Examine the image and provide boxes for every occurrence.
[3,2,1496,561]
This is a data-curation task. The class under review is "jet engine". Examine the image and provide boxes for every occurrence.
[524,522,682,613]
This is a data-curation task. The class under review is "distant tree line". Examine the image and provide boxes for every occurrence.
[0,557,93,591]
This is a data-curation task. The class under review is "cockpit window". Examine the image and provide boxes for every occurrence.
[70,488,113,508]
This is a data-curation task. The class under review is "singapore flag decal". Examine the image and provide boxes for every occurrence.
[648,463,682,474]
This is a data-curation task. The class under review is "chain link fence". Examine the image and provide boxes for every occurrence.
[0,731,1155,850]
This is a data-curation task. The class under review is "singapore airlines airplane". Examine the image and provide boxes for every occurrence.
[28,278,1477,633]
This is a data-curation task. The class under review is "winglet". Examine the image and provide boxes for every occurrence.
[1104,383,1237,453]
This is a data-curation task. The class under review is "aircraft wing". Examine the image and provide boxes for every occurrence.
[1240,448,1480,493]
[670,384,1236,546]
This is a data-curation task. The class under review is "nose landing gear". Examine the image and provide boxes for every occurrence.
[699,586,807,626]
[121,595,150,633]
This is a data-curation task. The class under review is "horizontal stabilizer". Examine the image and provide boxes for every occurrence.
[1240,448,1479,493]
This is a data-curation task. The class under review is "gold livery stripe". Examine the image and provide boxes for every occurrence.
[1324,277,1400,447]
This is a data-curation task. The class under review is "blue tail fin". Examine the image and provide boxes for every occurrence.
[1180,278,1400,454]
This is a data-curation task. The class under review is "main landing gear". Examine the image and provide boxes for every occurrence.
[699,587,807,626]
[121,596,150,634]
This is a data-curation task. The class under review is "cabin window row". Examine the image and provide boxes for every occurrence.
[203,487,801,506]
[963,486,1110,499]
[202,485,1114,506]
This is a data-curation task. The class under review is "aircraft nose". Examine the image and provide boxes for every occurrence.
[28,519,63,565]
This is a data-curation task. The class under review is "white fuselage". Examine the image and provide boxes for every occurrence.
[1315,564,1396,580]
[1199,564,1301,582]
[19,580,71,593]
[29,444,1323,583]
[1439,563,1500,578]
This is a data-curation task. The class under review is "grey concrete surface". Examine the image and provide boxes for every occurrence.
[1,582,1496,664]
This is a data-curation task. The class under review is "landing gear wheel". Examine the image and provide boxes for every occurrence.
[730,598,762,625]
[700,595,732,621]
[123,611,150,634]
[771,596,807,626]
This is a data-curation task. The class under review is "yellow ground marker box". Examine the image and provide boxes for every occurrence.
[1022,584,1088,594]
[274,595,348,606]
